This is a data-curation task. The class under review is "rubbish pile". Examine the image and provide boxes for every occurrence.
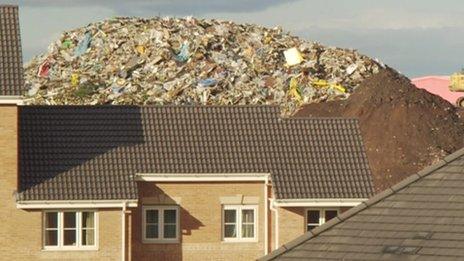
[296,68,464,191]
[24,17,380,115]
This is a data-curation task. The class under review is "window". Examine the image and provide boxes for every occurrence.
[306,209,338,231]
[142,206,179,243]
[43,211,97,250]
[223,205,257,242]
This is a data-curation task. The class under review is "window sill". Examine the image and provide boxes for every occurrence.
[42,246,99,251]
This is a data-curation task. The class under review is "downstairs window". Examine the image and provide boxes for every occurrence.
[43,211,97,250]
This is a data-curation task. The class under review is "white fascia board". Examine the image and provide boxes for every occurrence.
[0,96,23,105]
[274,198,367,207]
[135,173,270,182]
[16,200,138,209]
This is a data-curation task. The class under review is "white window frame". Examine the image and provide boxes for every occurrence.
[142,206,180,243]
[305,208,339,231]
[42,210,99,251]
[222,205,258,242]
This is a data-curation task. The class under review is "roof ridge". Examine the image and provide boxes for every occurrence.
[258,147,464,261]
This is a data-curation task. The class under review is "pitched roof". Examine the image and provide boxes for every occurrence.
[260,148,464,261]
[17,105,373,201]
[0,5,24,96]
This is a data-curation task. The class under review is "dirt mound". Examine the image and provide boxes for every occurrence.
[295,68,464,191]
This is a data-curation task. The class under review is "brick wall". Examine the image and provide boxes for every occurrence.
[0,105,123,260]
[132,182,267,261]
[277,206,351,247]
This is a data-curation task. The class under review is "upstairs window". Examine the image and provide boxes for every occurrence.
[306,209,338,231]
[223,205,257,242]
[142,206,179,243]
[43,211,97,250]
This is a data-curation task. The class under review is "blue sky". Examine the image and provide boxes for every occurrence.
[4,0,464,77]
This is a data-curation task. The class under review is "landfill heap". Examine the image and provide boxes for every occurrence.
[24,17,380,115]
[296,69,464,191]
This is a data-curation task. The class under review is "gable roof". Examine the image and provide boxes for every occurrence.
[260,148,464,261]
[17,105,373,201]
[0,5,24,96]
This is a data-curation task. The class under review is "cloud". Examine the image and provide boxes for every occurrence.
[11,0,291,16]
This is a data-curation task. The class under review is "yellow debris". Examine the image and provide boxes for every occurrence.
[450,72,464,92]
[135,45,146,55]
[70,73,79,87]
[289,78,302,101]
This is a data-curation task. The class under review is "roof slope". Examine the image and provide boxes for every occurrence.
[18,106,373,201]
[260,148,464,261]
[0,5,24,96]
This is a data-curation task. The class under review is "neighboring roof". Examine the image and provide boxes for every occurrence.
[260,148,464,261]
[0,5,24,96]
[412,76,463,105]
[18,106,373,201]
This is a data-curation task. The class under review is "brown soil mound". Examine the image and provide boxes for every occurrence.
[295,68,464,192]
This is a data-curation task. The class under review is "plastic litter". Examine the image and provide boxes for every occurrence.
[74,32,92,57]
[23,17,380,115]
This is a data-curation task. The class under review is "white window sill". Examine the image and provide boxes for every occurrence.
[42,246,98,251]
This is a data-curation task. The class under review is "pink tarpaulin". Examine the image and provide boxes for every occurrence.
[411,76,464,106]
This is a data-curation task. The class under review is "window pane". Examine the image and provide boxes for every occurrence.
[146,224,158,238]
[45,212,58,229]
[164,224,176,238]
[45,230,58,246]
[224,209,236,223]
[325,210,338,222]
[242,209,254,223]
[63,229,77,246]
[64,212,76,228]
[146,210,158,224]
[224,224,237,238]
[82,212,95,228]
[308,210,320,224]
[82,229,95,246]
[242,224,254,238]
[164,209,177,224]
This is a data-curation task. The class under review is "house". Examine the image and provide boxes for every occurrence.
[0,5,374,261]
[259,148,464,260]
[412,76,464,106]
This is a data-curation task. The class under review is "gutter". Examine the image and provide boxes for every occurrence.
[273,198,367,207]
[0,95,23,105]
[16,199,138,209]
[135,173,270,182]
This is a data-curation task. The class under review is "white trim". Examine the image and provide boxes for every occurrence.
[269,199,279,249]
[17,200,138,209]
[264,179,269,255]
[0,95,23,105]
[274,198,367,207]
[142,205,180,244]
[222,205,258,243]
[42,210,99,251]
[135,173,270,182]
[121,202,127,261]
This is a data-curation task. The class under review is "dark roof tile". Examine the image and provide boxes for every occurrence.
[0,5,24,96]
[18,106,373,201]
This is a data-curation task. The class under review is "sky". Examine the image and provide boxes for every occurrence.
[3,0,464,77]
